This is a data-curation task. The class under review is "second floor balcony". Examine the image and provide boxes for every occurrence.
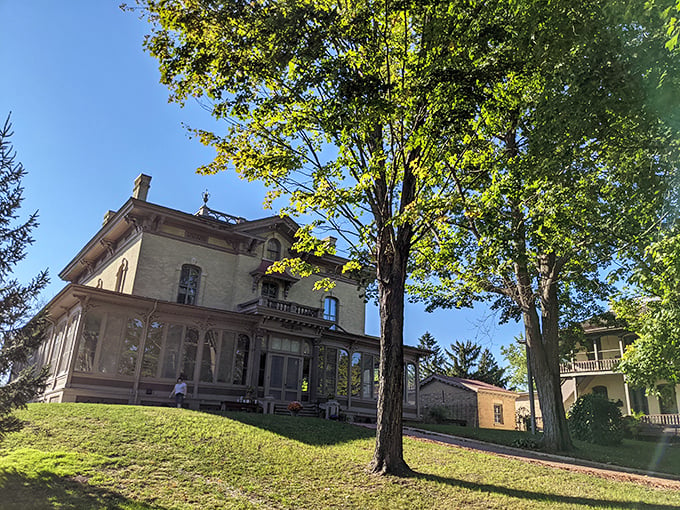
[238,297,330,327]
[560,357,620,376]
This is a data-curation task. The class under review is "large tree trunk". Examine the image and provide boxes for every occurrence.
[512,206,572,452]
[368,234,411,476]
[522,253,572,452]
[524,307,572,452]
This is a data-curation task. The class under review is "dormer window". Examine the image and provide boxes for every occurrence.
[266,239,281,260]
[177,264,201,305]
[261,281,279,300]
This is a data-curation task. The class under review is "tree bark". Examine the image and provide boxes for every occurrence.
[368,231,412,476]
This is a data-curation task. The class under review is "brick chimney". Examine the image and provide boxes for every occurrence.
[132,174,152,201]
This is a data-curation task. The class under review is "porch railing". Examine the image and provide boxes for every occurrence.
[238,297,322,318]
[559,358,620,374]
[641,414,680,427]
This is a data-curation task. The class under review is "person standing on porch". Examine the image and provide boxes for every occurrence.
[170,377,187,408]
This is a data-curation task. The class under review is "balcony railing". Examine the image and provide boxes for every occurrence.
[559,358,620,374]
[238,297,322,319]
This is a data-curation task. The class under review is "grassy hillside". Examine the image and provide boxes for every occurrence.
[0,404,678,509]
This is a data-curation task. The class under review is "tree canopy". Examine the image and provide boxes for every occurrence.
[614,228,680,392]
[409,1,680,451]
[135,0,679,458]
[135,0,520,475]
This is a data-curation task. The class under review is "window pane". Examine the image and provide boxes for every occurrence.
[233,334,249,385]
[181,328,199,380]
[351,353,361,397]
[141,321,164,378]
[57,315,80,375]
[75,312,102,373]
[98,315,124,374]
[324,347,337,398]
[177,265,201,304]
[200,330,219,382]
[217,332,234,383]
[361,354,373,399]
[337,349,349,397]
[119,317,143,376]
[261,282,278,299]
[162,324,183,379]
[373,357,380,401]
[324,297,338,322]
[267,239,281,260]
[270,355,284,388]
[406,363,416,405]
[49,323,67,373]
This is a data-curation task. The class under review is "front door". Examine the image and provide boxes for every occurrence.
[267,354,302,401]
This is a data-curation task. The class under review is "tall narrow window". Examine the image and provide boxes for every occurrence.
[177,264,201,305]
[323,296,338,326]
[405,363,416,405]
[494,404,504,424]
[115,258,128,292]
[233,334,250,385]
[351,352,362,397]
[266,239,281,260]
[75,312,102,373]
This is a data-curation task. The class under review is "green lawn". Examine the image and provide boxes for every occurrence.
[0,404,678,509]
[407,422,680,477]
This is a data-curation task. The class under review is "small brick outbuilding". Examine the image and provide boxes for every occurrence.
[420,375,518,430]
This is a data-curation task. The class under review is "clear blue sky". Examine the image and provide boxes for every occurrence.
[0,1,523,360]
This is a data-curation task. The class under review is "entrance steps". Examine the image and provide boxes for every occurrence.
[273,403,319,418]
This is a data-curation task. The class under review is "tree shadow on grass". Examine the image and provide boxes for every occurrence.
[0,469,163,510]
[215,412,376,446]
[413,471,679,510]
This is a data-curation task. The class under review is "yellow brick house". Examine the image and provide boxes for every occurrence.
[27,174,425,420]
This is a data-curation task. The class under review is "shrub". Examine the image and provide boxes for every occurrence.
[622,411,645,440]
[567,393,623,445]
[511,437,543,450]
[424,406,450,424]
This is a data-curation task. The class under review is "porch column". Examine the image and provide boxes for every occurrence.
[573,376,578,400]
[623,378,633,416]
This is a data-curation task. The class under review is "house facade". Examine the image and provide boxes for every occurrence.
[27,174,424,420]
[560,323,680,428]
[420,375,518,430]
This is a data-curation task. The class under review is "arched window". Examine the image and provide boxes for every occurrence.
[592,385,608,400]
[115,258,128,292]
[266,238,281,260]
[324,296,339,324]
[177,264,201,305]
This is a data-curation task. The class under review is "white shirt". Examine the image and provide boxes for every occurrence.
[173,381,187,395]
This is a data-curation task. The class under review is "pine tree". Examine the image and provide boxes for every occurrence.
[416,332,447,378]
[0,114,49,437]
[445,340,481,379]
[474,348,508,388]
